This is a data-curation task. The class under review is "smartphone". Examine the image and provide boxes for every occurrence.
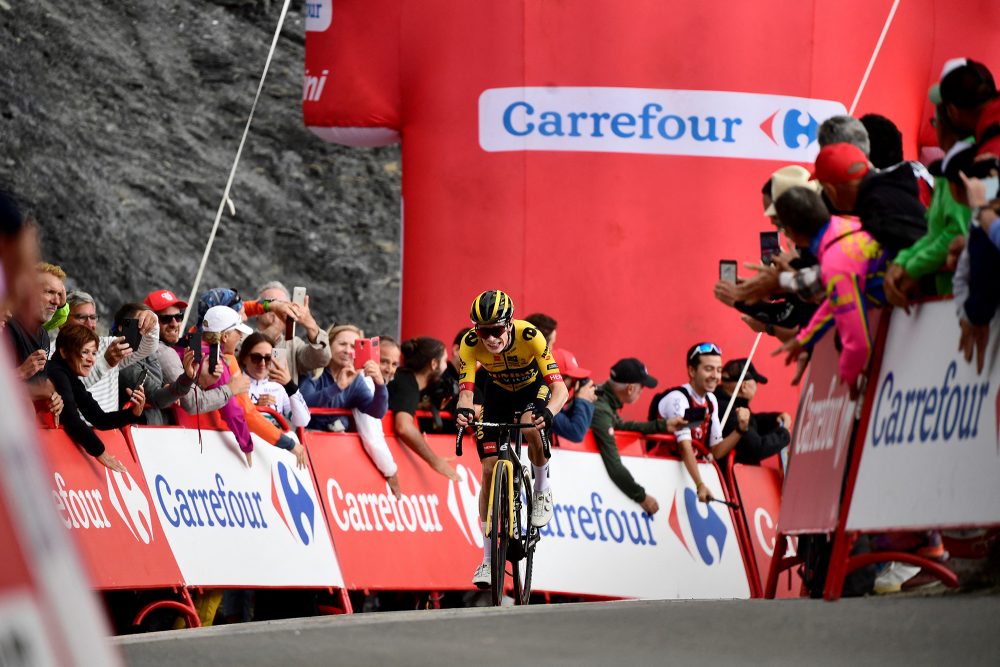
[760,231,781,265]
[271,347,282,365]
[683,406,707,422]
[121,318,141,351]
[292,286,307,306]
[132,367,148,391]
[354,337,380,369]
[719,259,737,283]
[208,342,220,375]
[188,330,203,363]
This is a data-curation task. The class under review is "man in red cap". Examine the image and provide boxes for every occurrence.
[812,142,926,256]
[145,288,250,421]
[550,348,597,443]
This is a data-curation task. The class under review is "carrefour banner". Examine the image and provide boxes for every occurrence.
[847,302,1000,531]
[131,427,343,587]
[38,429,183,590]
[532,451,751,600]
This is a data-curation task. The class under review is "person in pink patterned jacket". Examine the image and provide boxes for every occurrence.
[773,186,887,393]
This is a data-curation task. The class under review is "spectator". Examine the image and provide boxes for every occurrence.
[437,328,471,424]
[885,107,971,307]
[773,187,888,391]
[254,281,331,380]
[5,262,64,381]
[0,194,62,419]
[45,324,144,473]
[818,115,870,156]
[379,335,401,383]
[144,288,249,421]
[202,306,307,469]
[813,142,927,256]
[713,359,791,466]
[300,324,388,431]
[860,113,904,169]
[114,303,198,425]
[524,312,557,345]
[237,332,311,430]
[657,344,749,502]
[590,358,684,516]
[387,336,460,482]
[68,291,159,413]
[550,348,596,443]
[931,58,999,158]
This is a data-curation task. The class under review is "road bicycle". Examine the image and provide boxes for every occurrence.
[456,416,551,606]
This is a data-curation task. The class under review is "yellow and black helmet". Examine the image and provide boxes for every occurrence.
[469,289,514,326]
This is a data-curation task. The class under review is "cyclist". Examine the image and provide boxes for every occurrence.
[454,290,568,589]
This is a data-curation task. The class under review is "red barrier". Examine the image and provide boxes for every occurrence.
[731,464,801,598]
[307,430,485,590]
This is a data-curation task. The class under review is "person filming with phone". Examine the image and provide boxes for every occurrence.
[550,348,597,443]
[656,343,749,503]
[300,324,388,431]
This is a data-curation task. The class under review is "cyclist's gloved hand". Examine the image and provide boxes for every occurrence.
[532,407,554,430]
[456,407,475,428]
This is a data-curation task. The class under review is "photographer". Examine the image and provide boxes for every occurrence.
[550,348,596,443]
[387,337,460,482]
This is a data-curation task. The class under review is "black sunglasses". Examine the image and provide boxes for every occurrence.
[249,353,272,364]
[158,312,185,323]
[475,324,507,339]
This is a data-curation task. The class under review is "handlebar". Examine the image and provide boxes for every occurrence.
[454,421,553,458]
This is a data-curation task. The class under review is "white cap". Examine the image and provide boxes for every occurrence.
[202,305,252,335]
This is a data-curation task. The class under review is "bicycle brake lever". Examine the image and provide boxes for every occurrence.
[456,425,465,457]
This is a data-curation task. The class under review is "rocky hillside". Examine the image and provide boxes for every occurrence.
[0,0,402,335]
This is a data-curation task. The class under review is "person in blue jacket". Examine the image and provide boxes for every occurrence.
[551,348,596,443]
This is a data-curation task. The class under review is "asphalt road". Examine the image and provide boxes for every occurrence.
[116,596,1000,667]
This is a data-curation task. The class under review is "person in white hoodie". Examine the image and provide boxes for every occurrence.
[237,332,311,430]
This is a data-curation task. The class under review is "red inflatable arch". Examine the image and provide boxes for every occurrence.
[303,0,998,415]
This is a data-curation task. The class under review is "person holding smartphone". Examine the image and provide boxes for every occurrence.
[656,343,749,503]
[299,323,388,432]
[549,348,597,443]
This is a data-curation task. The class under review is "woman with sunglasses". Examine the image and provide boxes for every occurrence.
[237,332,310,430]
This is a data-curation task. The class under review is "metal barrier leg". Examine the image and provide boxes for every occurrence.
[338,587,354,614]
[823,531,855,601]
[764,533,788,599]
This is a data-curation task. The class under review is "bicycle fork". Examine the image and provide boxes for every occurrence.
[484,459,516,539]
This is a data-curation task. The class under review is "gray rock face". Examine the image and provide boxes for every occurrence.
[1,0,402,337]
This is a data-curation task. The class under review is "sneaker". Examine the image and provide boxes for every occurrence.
[531,489,553,527]
[874,561,922,594]
[472,562,490,589]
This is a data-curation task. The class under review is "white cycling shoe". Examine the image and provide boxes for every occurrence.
[472,561,491,589]
[531,489,554,527]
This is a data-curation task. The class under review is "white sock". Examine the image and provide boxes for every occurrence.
[481,520,490,564]
[532,462,551,494]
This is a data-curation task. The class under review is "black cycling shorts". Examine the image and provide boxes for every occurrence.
[475,378,550,460]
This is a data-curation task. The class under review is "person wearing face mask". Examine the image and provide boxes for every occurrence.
[45,324,145,473]
[387,336,460,482]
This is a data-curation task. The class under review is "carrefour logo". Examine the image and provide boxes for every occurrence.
[105,468,154,544]
[538,490,657,546]
[479,87,845,162]
[760,108,819,149]
[271,461,316,545]
[50,468,154,545]
[668,488,727,565]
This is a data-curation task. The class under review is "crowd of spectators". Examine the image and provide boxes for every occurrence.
[1,55,997,620]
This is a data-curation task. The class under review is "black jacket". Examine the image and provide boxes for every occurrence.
[855,163,928,255]
[713,388,790,466]
[46,353,139,457]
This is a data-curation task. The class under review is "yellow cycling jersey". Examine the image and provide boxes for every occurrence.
[458,319,563,392]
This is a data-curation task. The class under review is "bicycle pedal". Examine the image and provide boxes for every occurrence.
[506,540,526,562]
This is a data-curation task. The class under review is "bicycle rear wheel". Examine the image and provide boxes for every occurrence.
[490,462,509,606]
[511,468,534,605]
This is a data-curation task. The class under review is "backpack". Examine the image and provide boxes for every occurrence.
[645,385,713,453]
[855,165,928,255]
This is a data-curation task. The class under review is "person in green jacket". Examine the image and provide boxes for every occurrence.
[589,358,684,517]
[885,105,971,306]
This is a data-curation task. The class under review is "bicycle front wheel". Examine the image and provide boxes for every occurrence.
[490,463,509,606]
[511,468,534,605]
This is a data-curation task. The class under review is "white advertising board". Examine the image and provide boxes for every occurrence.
[847,301,1000,530]
[532,450,751,599]
[131,427,344,587]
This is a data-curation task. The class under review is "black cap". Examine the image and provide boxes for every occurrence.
[722,358,768,384]
[609,358,657,388]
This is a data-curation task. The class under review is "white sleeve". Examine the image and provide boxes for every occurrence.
[115,322,160,372]
[288,389,312,429]
[352,410,398,478]
[708,393,723,446]
[658,390,691,442]
[952,245,971,321]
